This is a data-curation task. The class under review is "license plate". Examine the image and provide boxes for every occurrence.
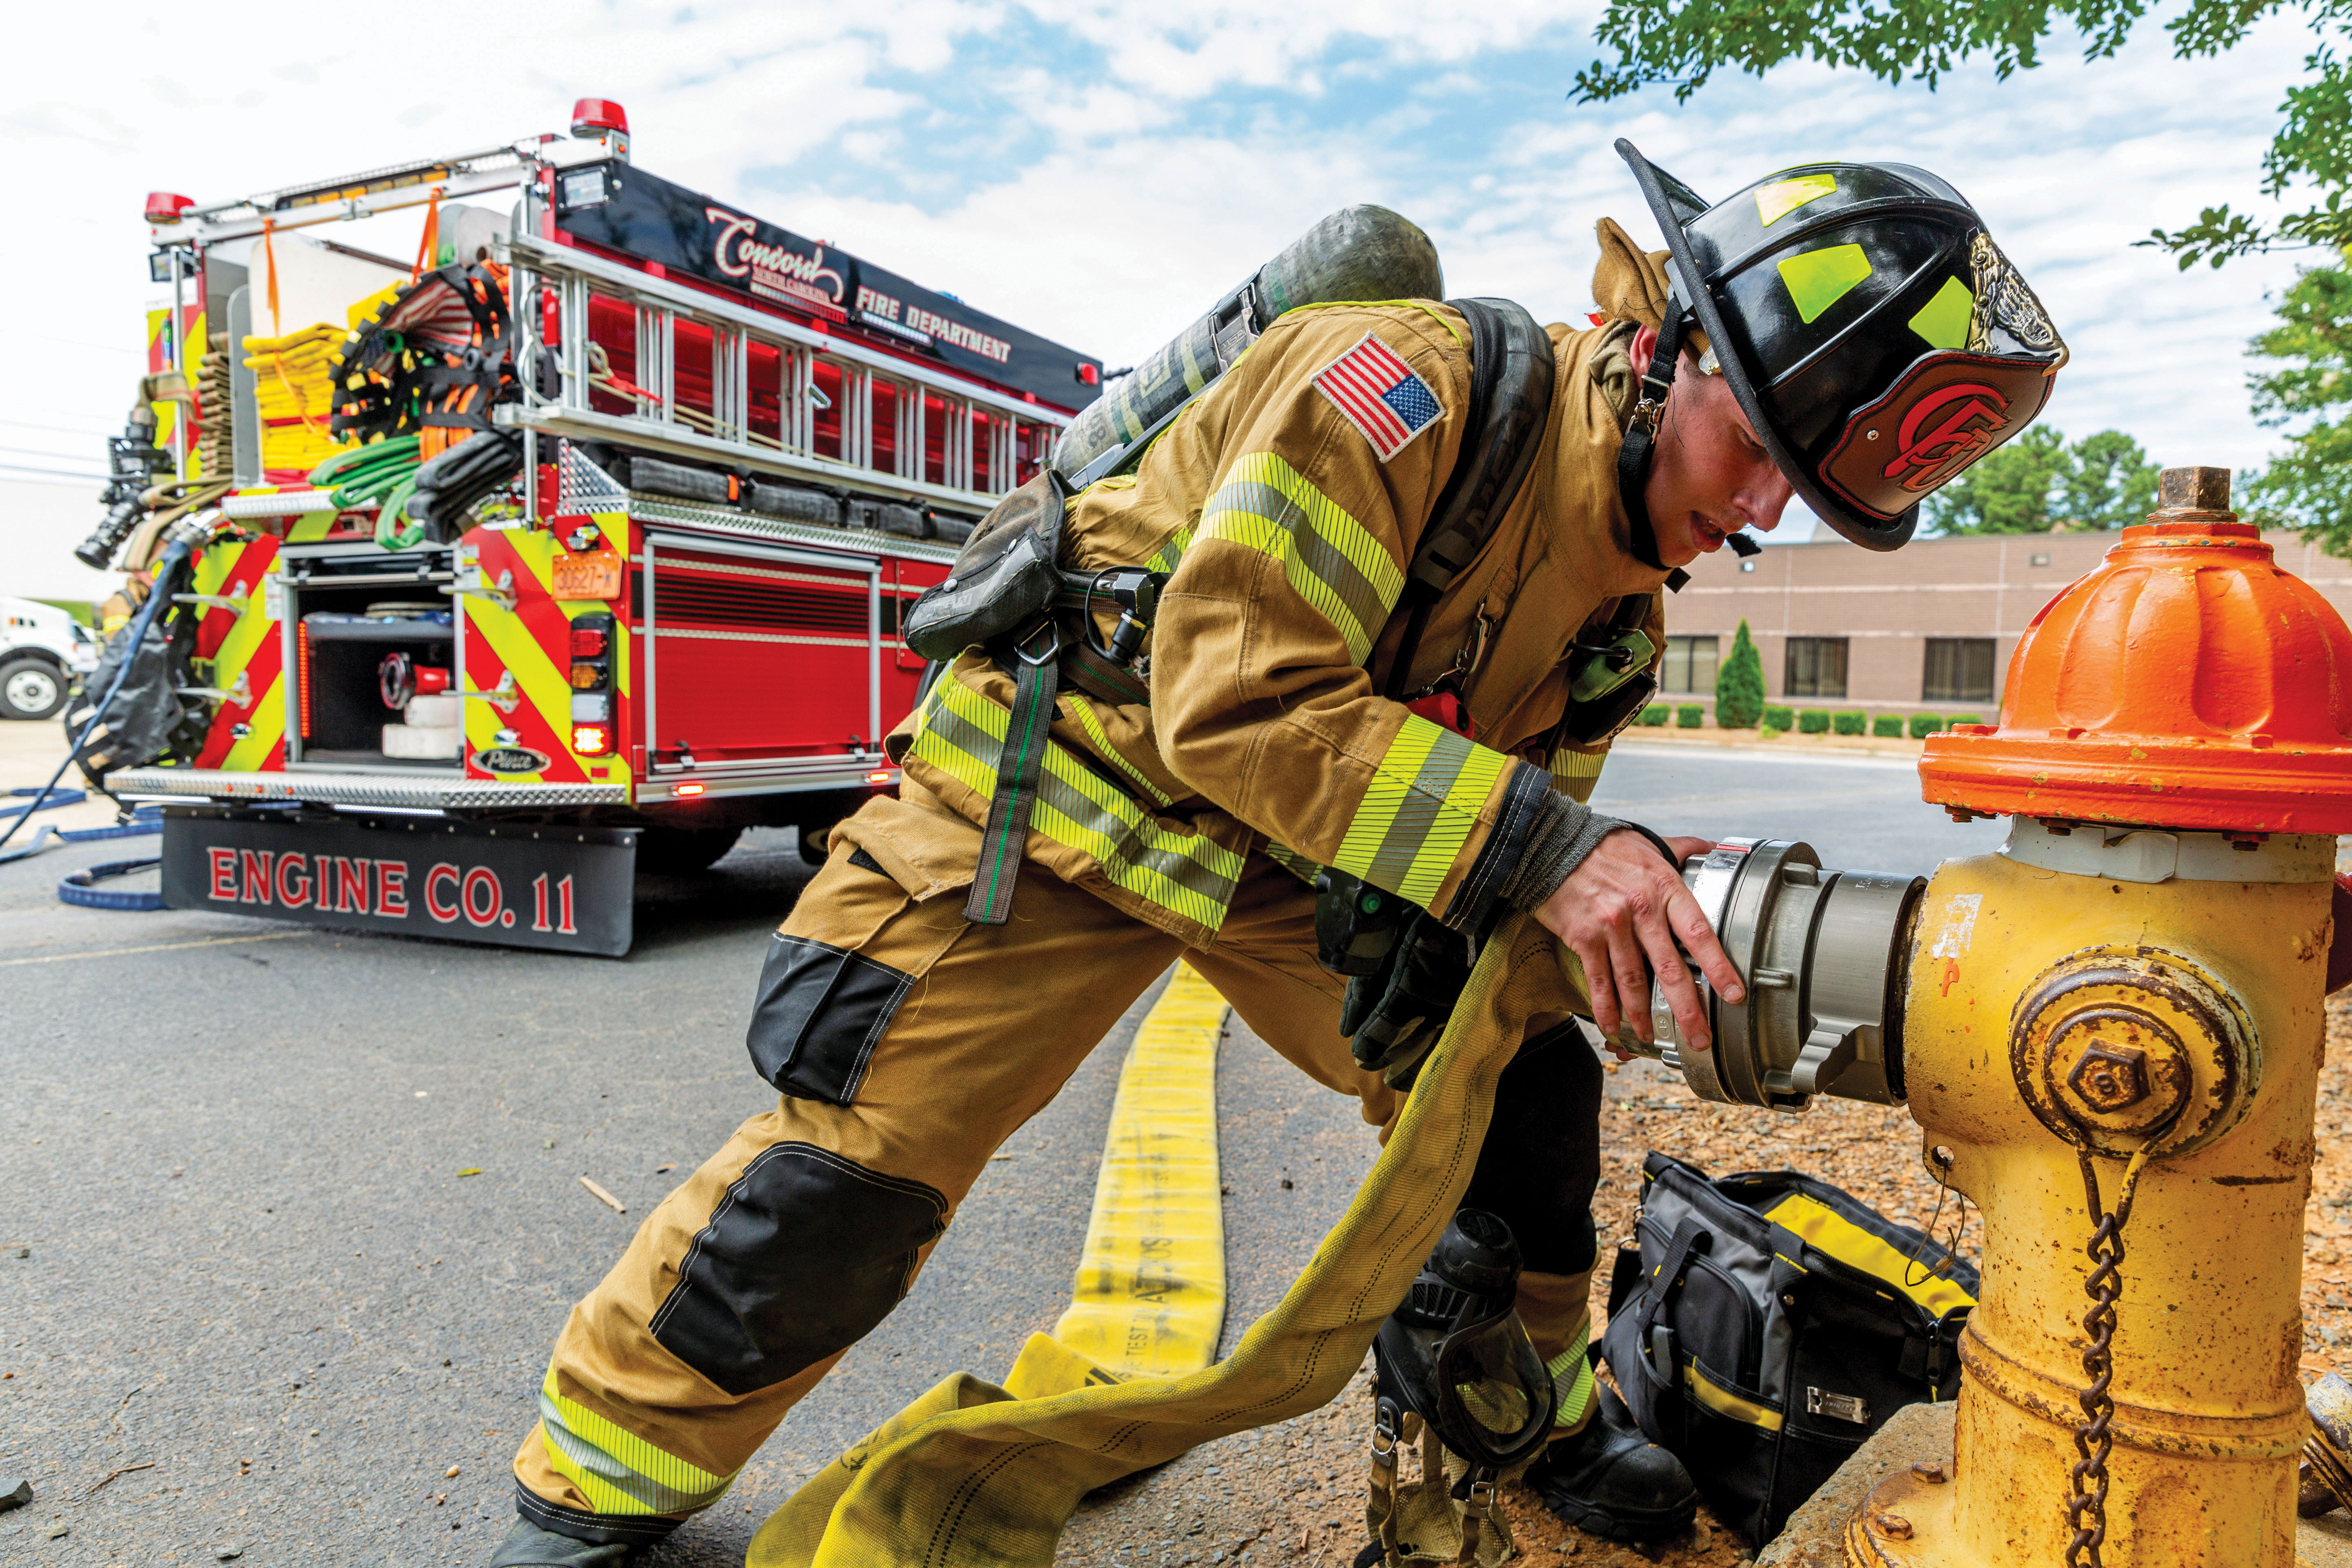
[552,547,623,600]
[161,808,636,956]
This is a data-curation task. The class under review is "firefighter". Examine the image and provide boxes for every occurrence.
[489,144,2065,1566]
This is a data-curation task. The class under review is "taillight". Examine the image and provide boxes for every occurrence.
[573,724,611,756]
[570,626,607,659]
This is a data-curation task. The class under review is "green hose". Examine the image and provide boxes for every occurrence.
[309,437,422,511]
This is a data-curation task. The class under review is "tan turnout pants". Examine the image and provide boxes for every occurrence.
[511,790,1593,1548]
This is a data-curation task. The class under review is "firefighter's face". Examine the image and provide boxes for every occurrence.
[1629,325,1794,567]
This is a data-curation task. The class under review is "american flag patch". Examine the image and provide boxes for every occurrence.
[1312,333,1444,461]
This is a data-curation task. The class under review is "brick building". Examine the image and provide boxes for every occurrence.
[1659,527,2352,719]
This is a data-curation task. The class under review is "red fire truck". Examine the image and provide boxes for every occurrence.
[102,101,1101,953]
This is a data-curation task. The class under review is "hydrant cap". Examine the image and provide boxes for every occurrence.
[1919,467,2352,833]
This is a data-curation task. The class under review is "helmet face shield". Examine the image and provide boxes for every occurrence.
[1617,140,2067,551]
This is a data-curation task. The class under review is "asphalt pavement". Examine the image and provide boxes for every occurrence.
[0,726,2003,1567]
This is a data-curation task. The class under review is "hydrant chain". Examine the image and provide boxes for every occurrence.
[2064,1144,2156,1568]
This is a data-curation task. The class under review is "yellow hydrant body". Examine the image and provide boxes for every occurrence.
[1843,469,2352,1564]
[1848,844,2334,1564]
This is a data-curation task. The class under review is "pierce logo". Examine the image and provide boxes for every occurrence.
[1881,381,2011,493]
[473,745,551,776]
[705,207,844,314]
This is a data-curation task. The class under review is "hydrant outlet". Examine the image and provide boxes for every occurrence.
[2012,948,2254,1158]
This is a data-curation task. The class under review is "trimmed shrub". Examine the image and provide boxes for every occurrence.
[1638,703,1670,726]
[1909,712,1946,739]
[1676,704,1705,729]
[1715,620,1766,728]
[1947,713,1985,728]
[1833,710,1866,736]
[1797,709,1831,734]
[1871,714,1904,738]
[1758,724,1785,740]
[1762,704,1795,731]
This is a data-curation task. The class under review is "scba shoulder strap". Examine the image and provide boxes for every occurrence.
[1381,296,1555,700]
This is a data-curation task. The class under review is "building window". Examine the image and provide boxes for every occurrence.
[1924,637,1998,703]
[1660,634,1718,695]
[1783,637,1848,699]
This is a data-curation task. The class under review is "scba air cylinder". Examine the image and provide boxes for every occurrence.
[1051,205,1444,483]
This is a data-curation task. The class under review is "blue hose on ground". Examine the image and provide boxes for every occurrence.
[0,531,196,855]
[58,857,165,911]
[2,786,89,819]
[0,804,164,868]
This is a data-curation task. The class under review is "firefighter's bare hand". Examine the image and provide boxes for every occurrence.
[1535,831,1744,1054]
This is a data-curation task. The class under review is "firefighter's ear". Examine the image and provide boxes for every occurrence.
[1592,218,1671,330]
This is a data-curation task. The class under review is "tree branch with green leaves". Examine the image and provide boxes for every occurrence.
[1573,0,2351,268]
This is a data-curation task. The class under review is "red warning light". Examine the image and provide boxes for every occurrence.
[571,98,629,136]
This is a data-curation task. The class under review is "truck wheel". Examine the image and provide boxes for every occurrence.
[0,657,66,721]
[635,824,744,875]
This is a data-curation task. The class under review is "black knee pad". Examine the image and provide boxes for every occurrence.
[1462,1022,1604,1276]
[650,1143,947,1395]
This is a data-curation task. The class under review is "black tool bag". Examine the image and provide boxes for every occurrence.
[1601,1151,1976,1546]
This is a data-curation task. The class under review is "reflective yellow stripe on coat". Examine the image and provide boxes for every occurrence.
[1333,713,1510,908]
[909,676,1247,934]
[1196,452,1403,664]
[1548,748,1609,804]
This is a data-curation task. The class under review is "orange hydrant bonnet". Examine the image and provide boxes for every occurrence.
[1919,467,2352,834]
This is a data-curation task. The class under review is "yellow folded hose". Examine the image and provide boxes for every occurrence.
[245,323,350,474]
[1024,962,1229,1388]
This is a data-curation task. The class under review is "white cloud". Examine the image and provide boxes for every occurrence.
[0,0,2328,598]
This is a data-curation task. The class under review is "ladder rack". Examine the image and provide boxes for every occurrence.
[503,233,1065,519]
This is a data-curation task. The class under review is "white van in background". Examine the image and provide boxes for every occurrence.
[1,596,100,720]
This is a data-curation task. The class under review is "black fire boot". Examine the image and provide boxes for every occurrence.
[1520,1383,1698,1543]
[487,1517,644,1567]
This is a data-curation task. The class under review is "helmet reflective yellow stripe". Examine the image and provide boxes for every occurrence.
[1755,173,1838,227]
[1777,244,1874,325]
[1907,276,1976,352]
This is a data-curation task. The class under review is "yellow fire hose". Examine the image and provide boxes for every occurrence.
[748,914,1571,1568]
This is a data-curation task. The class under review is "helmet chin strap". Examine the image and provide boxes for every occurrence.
[1617,300,1765,584]
[1617,301,1689,581]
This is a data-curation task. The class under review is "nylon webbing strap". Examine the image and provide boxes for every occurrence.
[963,633,1061,924]
[1615,303,1688,575]
[1382,297,1550,702]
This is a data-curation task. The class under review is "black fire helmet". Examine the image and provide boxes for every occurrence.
[1614,139,2068,553]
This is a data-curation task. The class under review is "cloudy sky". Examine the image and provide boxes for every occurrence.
[0,0,2323,588]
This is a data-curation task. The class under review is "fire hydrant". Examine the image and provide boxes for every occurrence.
[1617,468,2352,1564]
[1848,468,2352,1564]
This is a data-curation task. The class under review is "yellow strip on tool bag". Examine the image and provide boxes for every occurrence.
[747,913,1571,1568]
[1023,962,1227,1386]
